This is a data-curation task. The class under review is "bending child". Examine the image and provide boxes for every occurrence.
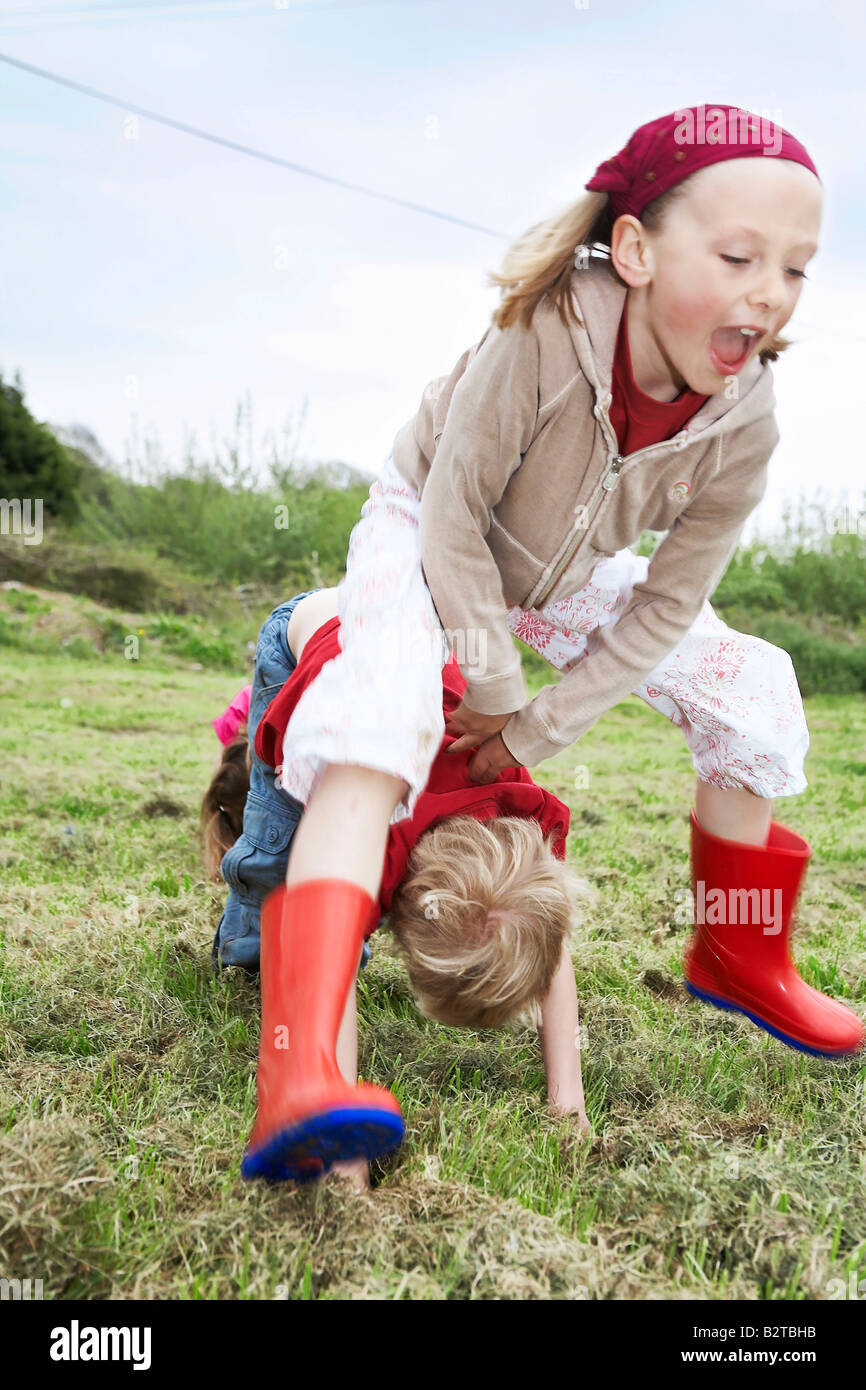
[204,588,591,1186]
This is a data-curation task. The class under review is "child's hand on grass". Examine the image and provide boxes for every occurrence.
[327,1158,371,1192]
[548,1097,592,1137]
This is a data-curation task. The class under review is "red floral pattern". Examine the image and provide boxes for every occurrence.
[505,549,808,797]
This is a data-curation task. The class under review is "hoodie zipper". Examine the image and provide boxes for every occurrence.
[530,403,691,609]
[531,455,623,608]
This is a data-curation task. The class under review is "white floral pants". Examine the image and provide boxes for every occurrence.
[280,454,809,823]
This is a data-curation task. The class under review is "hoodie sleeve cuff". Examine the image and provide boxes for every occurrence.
[499,699,570,768]
[461,661,528,716]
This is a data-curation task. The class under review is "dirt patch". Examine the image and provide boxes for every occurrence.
[141,798,187,819]
[640,968,684,1002]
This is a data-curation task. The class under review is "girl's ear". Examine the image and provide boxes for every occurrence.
[609,214,653,289]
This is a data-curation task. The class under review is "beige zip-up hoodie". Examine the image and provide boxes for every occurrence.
[389,258,780,769]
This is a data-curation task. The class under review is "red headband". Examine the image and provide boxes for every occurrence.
[585,104,820,221]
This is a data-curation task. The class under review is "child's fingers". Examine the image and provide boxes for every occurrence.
[465,744,499,782]
[445,718,491,740]
[445,732,481,754]
[450,722,483,745]
[467,762,497,785]
[465,736,523,783]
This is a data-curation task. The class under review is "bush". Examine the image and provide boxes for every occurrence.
[714,528,866,625]
[69,456,369,589]
[712,608,866,697]
[6,402,866,697]
[756,620,866,697]
[0,373,81,520]
[0,533,216,616]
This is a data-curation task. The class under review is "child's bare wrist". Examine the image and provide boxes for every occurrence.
[547,1086,585,1115]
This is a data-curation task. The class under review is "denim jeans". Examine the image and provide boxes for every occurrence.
[212,591,372,973]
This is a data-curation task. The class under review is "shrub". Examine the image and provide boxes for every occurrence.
[0,372,82,521]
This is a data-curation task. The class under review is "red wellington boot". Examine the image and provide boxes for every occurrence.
[684,809,865,1058]
[241,878,404,1184]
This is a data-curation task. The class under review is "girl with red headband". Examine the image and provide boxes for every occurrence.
[242,104,863,1186]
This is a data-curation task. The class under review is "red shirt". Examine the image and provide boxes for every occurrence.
[255,617,570,928]
[609,302,709,455]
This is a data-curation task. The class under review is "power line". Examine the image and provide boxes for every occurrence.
[2,0,429,11]
[6,0,372,9]
[0,0,438,35]
[0,50,509,239]
[2,0,254,11]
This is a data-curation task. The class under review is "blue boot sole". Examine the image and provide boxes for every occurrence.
[242,1107,405,1184]
[683,979,862,1059]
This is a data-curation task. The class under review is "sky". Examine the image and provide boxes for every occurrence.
[2,0,865,542]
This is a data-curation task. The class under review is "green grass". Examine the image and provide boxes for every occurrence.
[0,580,254,673]
[0,639,864,1300]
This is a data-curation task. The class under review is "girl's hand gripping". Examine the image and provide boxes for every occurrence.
[444,699,516,754]
[444,701,524,785]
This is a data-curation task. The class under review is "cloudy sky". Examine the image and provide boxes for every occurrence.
[2,0,864,540]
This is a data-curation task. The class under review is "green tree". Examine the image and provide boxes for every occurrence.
[0,371,81,521]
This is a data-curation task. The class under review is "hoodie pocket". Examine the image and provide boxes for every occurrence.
[220,791,301,900]
[486,514,547,607]
[243,790,300,854]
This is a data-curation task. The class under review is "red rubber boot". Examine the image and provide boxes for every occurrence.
[684,809,864,1058]
[241,878,404,1183]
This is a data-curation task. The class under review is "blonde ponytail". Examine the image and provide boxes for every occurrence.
[487,190,611,332]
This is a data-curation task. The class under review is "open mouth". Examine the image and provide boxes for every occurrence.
[709,325,764,374]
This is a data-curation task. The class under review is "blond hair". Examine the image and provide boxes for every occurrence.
[486,186,789,363]
[389,815,584,1029]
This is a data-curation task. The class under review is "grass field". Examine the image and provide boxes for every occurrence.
[1,615,865,1300]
